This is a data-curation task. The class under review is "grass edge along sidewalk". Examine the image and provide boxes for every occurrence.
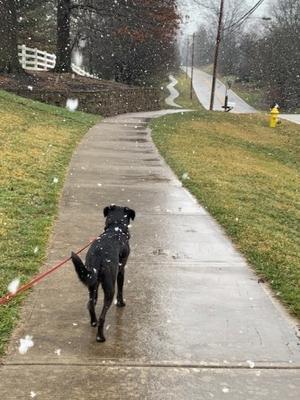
[0,90,99,356]
[151,110,300,319]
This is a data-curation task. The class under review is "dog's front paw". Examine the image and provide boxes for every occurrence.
[116,300,126,307]
[96,335,106,343]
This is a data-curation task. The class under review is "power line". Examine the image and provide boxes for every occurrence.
[223,0,267,32]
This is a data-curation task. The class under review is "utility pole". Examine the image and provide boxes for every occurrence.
[190,33,195,100]
[185,37,189,78]
[209,0,225,111]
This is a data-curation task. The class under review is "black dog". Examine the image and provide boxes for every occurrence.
[71,205,135,342]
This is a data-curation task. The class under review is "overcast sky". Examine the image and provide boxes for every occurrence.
[178,0,271,34]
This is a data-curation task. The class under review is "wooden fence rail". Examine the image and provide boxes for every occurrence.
[17,44,99,79]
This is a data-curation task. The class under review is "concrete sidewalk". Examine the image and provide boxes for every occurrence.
[165,75,182,108]
[1,110,300,399]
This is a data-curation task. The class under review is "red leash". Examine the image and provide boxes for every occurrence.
[0,238,96,306]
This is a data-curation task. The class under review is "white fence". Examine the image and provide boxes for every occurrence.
[17,44,99,79]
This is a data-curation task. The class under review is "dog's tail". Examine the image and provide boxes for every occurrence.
[71,252,97,287]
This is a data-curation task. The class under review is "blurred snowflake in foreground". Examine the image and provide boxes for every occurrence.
[66,98,79,112]
[19,335,34,355]
[8,278,20,294]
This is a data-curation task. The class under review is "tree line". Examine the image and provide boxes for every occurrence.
[0,0,179,85]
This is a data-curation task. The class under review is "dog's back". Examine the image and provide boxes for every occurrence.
[71,205,135,342]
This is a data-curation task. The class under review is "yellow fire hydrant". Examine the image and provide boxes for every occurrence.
[270,106,279,128]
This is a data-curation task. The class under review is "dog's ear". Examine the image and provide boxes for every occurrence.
[103,205,116,217]
[126,208,135,221]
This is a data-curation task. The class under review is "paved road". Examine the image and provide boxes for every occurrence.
[165,75,182,108]
[1,110,300,399]
[185,67,257,113]
[280,114,300,124]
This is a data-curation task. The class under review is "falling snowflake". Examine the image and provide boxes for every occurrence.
[66,98,79,112]
[54,349,61,356]
[222,387,229,393]
[72,49,83,67]
[19,335,34,355]
[30,391,37,398]
[27,85,33,91]
[53,177,59,184]
[246,360,255,369]
[33,246,39,254]
[8,278,20,294]
[182,172,190,180]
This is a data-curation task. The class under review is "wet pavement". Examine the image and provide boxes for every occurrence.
[1,110,300,399]
[184,67,257,113]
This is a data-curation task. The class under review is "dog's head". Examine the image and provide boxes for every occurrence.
[103,205,135,230]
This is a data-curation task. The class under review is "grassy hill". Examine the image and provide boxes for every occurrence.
[0,90,99,355]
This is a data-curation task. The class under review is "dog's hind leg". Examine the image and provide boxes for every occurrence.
[88,285,98,327]
[116,266,126,307]
[96,283,114,342]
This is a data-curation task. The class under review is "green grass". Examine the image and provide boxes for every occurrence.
[173,72,203,110]
[0,90,99,355]
[161,72,203,110]
[151,110,300,318]
[232,82,267,111]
